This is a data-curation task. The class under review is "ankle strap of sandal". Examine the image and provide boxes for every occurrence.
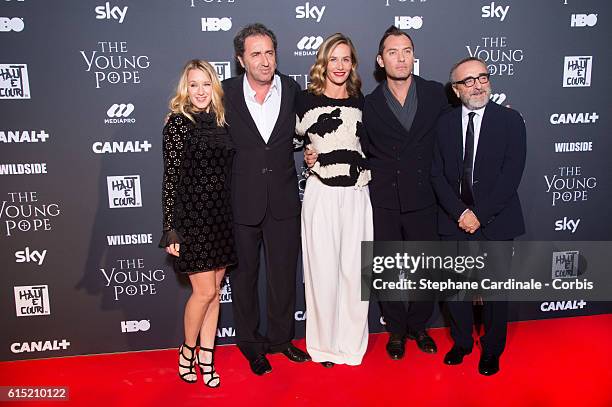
[180,343,197,359]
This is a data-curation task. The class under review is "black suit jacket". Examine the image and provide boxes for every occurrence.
[362,75,449,212]
[223,74,301,225]
[431,101,526,240]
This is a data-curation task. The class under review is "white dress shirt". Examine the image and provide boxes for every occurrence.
[243,74,282,143]
[461,103,487,181]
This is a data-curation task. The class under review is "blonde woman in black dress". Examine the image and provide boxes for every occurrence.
[160,60,236,388]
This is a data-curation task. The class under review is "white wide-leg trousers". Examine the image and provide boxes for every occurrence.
[301,176,373,365]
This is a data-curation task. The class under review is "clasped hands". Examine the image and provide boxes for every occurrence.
[458,209,480,234]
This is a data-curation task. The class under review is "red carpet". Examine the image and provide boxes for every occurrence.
[1,314,610,407]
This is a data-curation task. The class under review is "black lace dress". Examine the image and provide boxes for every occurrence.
[159,111,237,274]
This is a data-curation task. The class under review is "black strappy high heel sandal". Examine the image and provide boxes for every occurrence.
[197,347,220,388]
[178,343,197,384]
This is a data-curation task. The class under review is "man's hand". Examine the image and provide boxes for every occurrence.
[458,210,481,234]
[304,146,318,168]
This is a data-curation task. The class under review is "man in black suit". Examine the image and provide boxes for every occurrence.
[361,26,449,360]
[223,23,310,376]
[431,57,526,375]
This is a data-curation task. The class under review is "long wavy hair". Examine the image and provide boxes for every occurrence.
[308,33,361,97]
[168,60,226,126]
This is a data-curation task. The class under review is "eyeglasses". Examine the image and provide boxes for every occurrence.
[453,73,490,87]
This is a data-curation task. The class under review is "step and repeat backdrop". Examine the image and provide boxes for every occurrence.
[1,0,610,361]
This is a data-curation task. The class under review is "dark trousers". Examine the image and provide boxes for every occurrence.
[230,209,300,361]
[442,232,511,356]
[373,204,438,334]
[446,300,508,356]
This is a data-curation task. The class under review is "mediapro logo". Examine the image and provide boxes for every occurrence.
[489,93,507,105]
[297,36,323,51]
[106,103,135,124]
[107,103,134,118]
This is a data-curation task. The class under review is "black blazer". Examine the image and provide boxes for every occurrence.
[431,101,526,240]
[222,74,301,225]
[362,75,449,212]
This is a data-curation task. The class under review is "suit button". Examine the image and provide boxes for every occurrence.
[265,147,270,151]
[392,183,396,187]
[261,168,267,174]
[396,170,401,174]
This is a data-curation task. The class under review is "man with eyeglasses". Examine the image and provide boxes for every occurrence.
[431,57,526,376]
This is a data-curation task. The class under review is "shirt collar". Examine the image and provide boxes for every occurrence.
[243,74,281,101]
[462,103,487,119]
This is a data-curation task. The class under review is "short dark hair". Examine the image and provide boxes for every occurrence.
[377,25,414,56]
[449,56,487,82]
[233,23,277,58]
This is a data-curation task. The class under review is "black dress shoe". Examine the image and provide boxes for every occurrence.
[386,333,407,360]
[478,354,500,376]
[249,355,272,376]
[443,346,472,365]
[271,343,311,363]
[407,331,437,354]
[320,361,334,368]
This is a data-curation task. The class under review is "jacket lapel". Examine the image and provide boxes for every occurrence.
[455,108,464,177]
[370,84,408,141]
[400,78,423,149]
[473,103,493,180]
[267,75,290,144]
[227,74,264,143]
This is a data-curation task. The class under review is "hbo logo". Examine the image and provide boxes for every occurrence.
[121,319,150,333]
[201,17,232,32]
[0,17,24,32]
[570,14,597,27]
[394,16,423,30]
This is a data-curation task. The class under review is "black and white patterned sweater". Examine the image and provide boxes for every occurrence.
[295,90,371,187]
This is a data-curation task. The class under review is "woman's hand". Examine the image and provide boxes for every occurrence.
[166,243,180,257]
[304,146,318,168]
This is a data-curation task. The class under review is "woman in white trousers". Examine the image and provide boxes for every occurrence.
[297,33,373,367]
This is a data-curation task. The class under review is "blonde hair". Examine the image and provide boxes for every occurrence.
[308,33,361,98]
[169,60,226,126]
